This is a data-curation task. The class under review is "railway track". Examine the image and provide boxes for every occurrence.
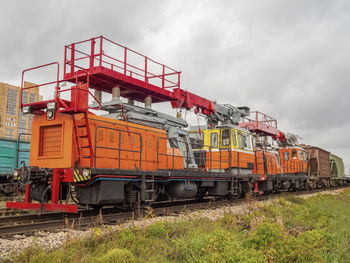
[0,195,23,202]
[0,208,31,217]
[0,186,348,238]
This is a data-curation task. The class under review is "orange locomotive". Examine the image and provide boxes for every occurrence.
[239,112,309,193]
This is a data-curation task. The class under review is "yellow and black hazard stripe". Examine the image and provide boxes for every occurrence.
[73,168,91,183]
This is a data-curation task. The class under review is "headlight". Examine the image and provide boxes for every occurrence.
[47,109,55,120]
[22,106,30,114]
[13,170,19,177]
[82,169,90,178]
[47,102,56,110]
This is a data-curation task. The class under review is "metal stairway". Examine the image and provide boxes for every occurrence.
[229,177,240,196]
[73,112,93,167]
[141,173,155,202]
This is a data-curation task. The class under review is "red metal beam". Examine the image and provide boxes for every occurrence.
[6,202,77,213]
[171,88,216,115]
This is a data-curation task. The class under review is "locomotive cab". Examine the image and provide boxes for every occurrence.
[279,147,307,175]
[190,126,255,175]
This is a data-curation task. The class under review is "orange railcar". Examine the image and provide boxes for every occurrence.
[279,147,307,174]
[253,150,282,178]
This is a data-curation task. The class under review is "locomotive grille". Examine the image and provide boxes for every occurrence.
[39,124,63,157]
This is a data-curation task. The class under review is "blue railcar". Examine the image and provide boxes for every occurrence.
[0,136,30,194]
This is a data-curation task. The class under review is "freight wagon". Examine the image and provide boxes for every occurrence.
[0,135,30,194]
[302,145,346,188]
[330,154,347,185]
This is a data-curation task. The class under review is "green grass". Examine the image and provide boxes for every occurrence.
[11,189,350,263]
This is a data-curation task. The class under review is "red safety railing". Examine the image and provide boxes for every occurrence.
[64,36,181,90]
[57,70,101,112]
[20,62,101,114]
[21,62,60,109]
[239,111,278,136]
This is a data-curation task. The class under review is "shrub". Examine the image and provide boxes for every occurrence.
[244,222,283,250]
[96,248,135,263]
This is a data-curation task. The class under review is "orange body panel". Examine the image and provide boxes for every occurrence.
[30,112,184,170]
[253,150,281,176]
[30,113,75,168]
[279,148,307,174]
[203,150,255,170]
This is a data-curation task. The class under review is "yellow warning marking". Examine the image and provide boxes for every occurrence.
[73,168,91,182]
[74,169,82,182]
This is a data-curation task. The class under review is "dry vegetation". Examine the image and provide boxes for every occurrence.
[9,188,350,262]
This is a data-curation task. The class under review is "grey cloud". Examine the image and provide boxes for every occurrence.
[1,0,349,167]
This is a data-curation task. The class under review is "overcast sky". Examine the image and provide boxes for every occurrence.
[1,0,349,170]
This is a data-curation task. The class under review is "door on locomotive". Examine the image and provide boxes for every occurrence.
[190,127,255,174]
[279,147,307,175]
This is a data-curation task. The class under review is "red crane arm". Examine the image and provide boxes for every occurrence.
[170,88,216,115]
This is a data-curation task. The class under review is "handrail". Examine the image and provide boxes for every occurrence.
[20,62,60,109]
[57,70,101,111]
[94,126,142,169]
[16,133,30,168]
[156,136,233,172]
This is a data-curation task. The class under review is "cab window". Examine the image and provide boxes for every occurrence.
[283,151,289,160]
[292,150,297,159]
[210,132,218,148]
[243,133,251,150]
[237,132,244,149]
[221,129,230,147]
[190,132,203,149]
[232,130,237,146]
[299,150,305,161]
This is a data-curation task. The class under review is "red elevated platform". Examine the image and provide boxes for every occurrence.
[20,36,217,116]
[239,111,278,136]
[63,36,181,103]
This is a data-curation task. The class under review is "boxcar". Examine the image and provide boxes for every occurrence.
[331,154,344,178]
[302,145,332,188]
[0,137,30,194]
[330,154,347,186]
[302,146,331,178]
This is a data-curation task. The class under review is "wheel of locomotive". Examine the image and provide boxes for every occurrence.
[91,204,104,211]
[196,188,207,199]
[2,183,16,196]
[274,183,281,194]
[239,181,253,198]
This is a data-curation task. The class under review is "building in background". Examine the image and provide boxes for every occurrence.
[0,81,41,140]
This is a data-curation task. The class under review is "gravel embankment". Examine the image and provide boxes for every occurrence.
[0,187,347,261]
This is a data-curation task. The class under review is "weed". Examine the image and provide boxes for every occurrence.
[11,189,350,263]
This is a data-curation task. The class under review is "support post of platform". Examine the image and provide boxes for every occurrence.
[51,169,61,204]
[95,90,102,103]
[112,86,120,101]
[145,95,152,109]
[24,184,31,203]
